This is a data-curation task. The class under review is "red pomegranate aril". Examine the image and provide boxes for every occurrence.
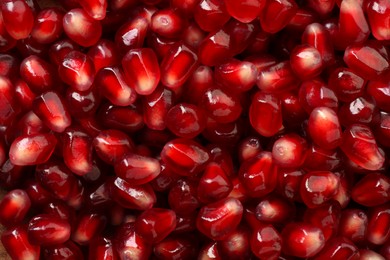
[93,129,134,165]
[375,112,390,147]
[0,76,18,125]
[194,0,230,32]
[27,214,71,246]
[250,224,282,260]
[300,171,340,208]
[303,201,341,241]
[151,9,185,39]
[224,0,264,23]
[366,0,390,40]
[122,48,160,95]
[237,136,262,163]
[58,50,95,92]
[43,200,74,221]
[0,189,31,227]
[328,67,365,103]
[114,17,149,53]
[20,55,56,94]
[197,162,232,204]
[209,146,234,178]
[196,197,243,240]
[307,0,335,18]
[256,61,300,93]
[288,8,318,34]
[343,42,390,81]
[13,111,48,138]
[9,133,57,166]
[66,87,100,118]
[24,179,53,207]
[113,222,151,260]
[199,242,221,260]
[16,36,48,58]
[255,194,295,224]
[134,208,176,243]
[110,177,156,210]
[217,225,250,259]
[182,22,206,50]
[49,39,80,66]
[168,179,200,215]
[1,225,40,260]
[340,124,385,171]
[72,212,107,245]
[303,145,341,172]
[14,79,36,111]
[109,0,138,11]
[338,96,376,127]
[89,236,116,260]
[359,249,385,260]
[153,235,198,259]
[338,208,368,244]
[143,85,175,130]
[367,80,390,113]
[1,0,34,40]
[313,237,359,260]
[0,13,17,52]
[174,214,197,234]
[63,8,102,47]
[62,127,93,176]
[367,204,390,245]
[272,133,308,168]
[290,44,323,80]
[161,43,198,89]
[276,168,305,201]
[249,92,283,137]
[238,151,278,198]
[165,103,207,138]
[41,241,84,260]
[161,138,210,176]
[299,79,339,113]
[281,222,325,258]
[31,8,64,44]
[87,39,119,72]
[202,118,243,147]
[79,0,107,20]
[0,54,19,79]
[351,173,390,207]
[260,0,298,33]
[308,107,342,150]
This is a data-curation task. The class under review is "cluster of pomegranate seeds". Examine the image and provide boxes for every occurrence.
[1,0,390,259]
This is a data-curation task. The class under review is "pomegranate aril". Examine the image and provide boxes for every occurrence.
[1,0,34,40]
[249,92,283,137]
[366,204,390,245]
[110,177,156,210]
[238,151,278,198]
[340,124,385,171]
[41,241,84,260]
[1,225,40,260]
[161,138,210,176]
[134,208,176,243]
[31,8,64,44]
[58,50,95,92]
[272,133,308,168]
[307,0,336,18]
[122,48,160,95]
[63,8,102,47]
[88,236,116,260]
[153,235,198,259]
[24,180,53,207]
[151,9,185,39]
[224,0,264,23]
[168,179,200,215]
[14,79,36,111]
[27,214,71,246]
[281,222,325,258]
[313,237,359,260]
[0,189,31,227]
[87,39,119,72]
[49,39,80,66]
[359,249,385,260]
[115,17,149,53]
[66,87,101,118]
[72,212,107,245]
[43,200,74,221]
[194,0,230,32]
[0,76,18,125]
[250,224,282,260]
[237,136,262,163]
[0,13,17,52]
[338,96,376,127]
[196,197,243,240]
[367,80,390,113]
[199,242,221,260]
[0,54,19,79]
[366,0,390,40]
[79,0,106,20]
[351,173,390,207]
[328,67,365,103]
[299,79,339,113]
[338,208,368,244]
[217,225,250,259]
[182,22,206,50]
[260,0,298,33]
[290,44,323,80]
[9,133,57,166]
[255,194,295,224]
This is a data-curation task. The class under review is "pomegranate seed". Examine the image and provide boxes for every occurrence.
[79,0,107,20]
[250,224,282,260]
[194,0,230,32]
[313,237,359,260]
[281,222,325,258]
[58,50,95,92]
[63,8,102,47]
[338,208,368,244]
[66,86,101,118]
[41,241,83,260]
[0,189,31,227]
[166,103,207,138]
[238,151,278,198]
[197,162,232,204]
[0,13,17,52]
[299,79,339,113]
[110,177,156,210]
[351,173,390,207]
[308,107,342,150]
[31,8,64,44]
[255,194,295,224]
[9,133,57,166]
[276,168,305,201]
[122,48,160,95]
[290,44,323,80]
[340,124,385,171]
[260,0,298,33]
[367,204,390,244]
[182,22,206,50]
[88,236,116,260]
[366,0,390,40]
[300,171,340,208]
[217,225,250,259]
[161,138,210,177]
[1,226,40,260]
[196,197,243,240]
[307,0,336,18]
[272,133,308,168]
[87,39,119,72]
[14,79,36,111]
[328,67,365,103]
[43,200,74,221]
[153,235,198,259]
[115,17,149,53]
[338,96,377,127]
[151,9,186,39]
[1,0,34,40]
[27,214,71,246]
[134,208,176,243]
[249,92,283,137]
[113,222,151,260]
[49,39,80,66]
[375,112,390,148]
[72,212,107,245]
[224,0,264,23]
[199,242,221,260]
[359,249,386,260]
[168,179,200,215]
[0,76,18,125]
[367,80,390,113]
[237,136,262,163]
[0,54,19,79]
[24,179,53,207]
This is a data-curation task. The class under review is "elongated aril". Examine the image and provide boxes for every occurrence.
[9,133,57,166]
[366,204,390,245]
[1,0,34,40]
[115,16,149,53]
[98,103,144,133]
[340,124,385,171]
[290,44,323,80]
[0,13,16,52]
[122,48,160,95]
[302,23,335,65]
[0,189,31,227]
[72,212,107,245]
[168,179,200,215]
[250,224,282,260]
[41,241,83,259]
[153,235,198,259]
[80,0,107,20]
[328,67,365,102]
[194,0,230,32]
[299,79,339,113]
[31,8,64,44]
[224,0,265,23]
[366,0,390,40]
[272,133,308,168]
[255,195,295,224]
[0,76,18,125]
[87,39,119,72]
[351,173,390,207]
[313,237,359,260]
[1,226,40,260]
[338,209,368,244]
[260,0,298,33]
